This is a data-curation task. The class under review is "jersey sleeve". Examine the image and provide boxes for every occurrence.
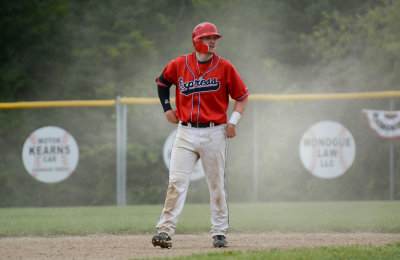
[156,59,177,88]
[226,62,250,101]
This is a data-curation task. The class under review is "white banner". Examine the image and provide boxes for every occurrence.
[362,109,400,140]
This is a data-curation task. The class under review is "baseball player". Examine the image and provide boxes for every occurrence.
[152,22,249,249]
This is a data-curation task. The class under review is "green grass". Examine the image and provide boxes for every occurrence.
[0,205,161,236]
[228,201,400,233]
[0,201,399,237]
[145,243,400,260]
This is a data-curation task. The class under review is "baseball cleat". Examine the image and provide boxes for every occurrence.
[152,232,172,249]
[213,235,227,248]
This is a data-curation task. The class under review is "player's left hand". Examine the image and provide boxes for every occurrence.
[225,124,237,138]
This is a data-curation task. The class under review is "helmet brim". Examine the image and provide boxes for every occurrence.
[194,32,222,41]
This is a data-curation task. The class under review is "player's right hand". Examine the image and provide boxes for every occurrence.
[165,110,179,124]
[225,123,237,138]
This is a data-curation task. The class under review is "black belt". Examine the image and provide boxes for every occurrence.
[181,122,219,128]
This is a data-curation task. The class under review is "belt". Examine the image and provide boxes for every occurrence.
[181,121,219,128]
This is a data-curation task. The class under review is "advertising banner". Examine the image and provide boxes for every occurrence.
[22,126,79,183]
[299,121,356,179]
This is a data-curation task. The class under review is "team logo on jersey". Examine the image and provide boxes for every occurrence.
[178,77,220,96]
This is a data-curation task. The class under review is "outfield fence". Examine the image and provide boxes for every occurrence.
[1,91,399,206]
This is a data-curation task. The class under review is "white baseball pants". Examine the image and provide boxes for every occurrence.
[156,123,228,237]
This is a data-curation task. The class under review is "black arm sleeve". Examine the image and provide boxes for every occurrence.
[158,85,172,112]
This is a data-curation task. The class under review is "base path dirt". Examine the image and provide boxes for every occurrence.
[1,233,400,260]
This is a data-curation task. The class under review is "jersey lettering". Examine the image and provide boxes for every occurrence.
[179,77,220,96]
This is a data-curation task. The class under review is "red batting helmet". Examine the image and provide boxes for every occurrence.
[192,22,222,53]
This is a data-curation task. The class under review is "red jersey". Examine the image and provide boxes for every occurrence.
[156,52,249,124]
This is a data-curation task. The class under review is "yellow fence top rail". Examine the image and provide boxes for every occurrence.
[0,91,399,109]
[250,91,400,101]
[0,100,115,109]
[120,97,161,105]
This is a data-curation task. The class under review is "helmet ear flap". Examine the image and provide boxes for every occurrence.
[193,38,209,53]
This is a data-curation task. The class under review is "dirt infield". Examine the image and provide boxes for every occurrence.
[1,233,400,260]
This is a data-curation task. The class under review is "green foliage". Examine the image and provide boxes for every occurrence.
[303,0,400,91]
[0,0,69,101]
